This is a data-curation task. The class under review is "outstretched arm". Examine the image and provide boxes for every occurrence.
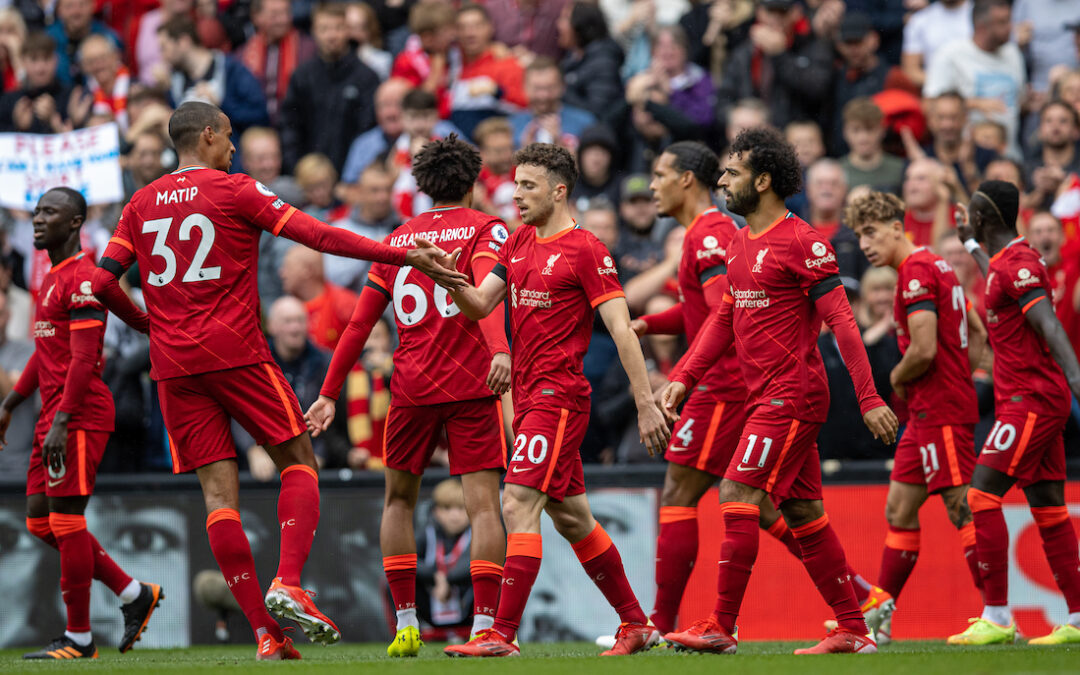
[437,248,508,320]
[1023,291,1080,399]
[92,224,150,333]
[598,296,672,456]
[471,255,511,395]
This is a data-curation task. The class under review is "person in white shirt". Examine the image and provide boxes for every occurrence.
[902,0,973,89]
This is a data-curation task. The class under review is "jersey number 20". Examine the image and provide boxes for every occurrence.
[142,214,222,286]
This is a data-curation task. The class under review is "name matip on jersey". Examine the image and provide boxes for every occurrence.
[493,224,623,412]
[367,206,507,406]
[109,166,299,380]
[33,251,114,431]
[985,237,1070,417]
[678,207,746,403]
[894,247,978,425]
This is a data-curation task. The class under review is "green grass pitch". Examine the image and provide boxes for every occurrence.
[2,641,1077,674]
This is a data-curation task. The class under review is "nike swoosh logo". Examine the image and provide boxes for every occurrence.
[510,256,526,263]
[734,465,757,472]
[668,447,691,452]
[48,479,64,487]
[511,466,531,473]
[728,255,737,264]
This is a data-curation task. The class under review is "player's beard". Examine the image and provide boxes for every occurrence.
[723,182,759,217]
[521,195,555,226]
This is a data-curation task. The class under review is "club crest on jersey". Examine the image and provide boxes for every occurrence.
[752,247,768,273]
[42,283,56,306]
[542,252,562,275]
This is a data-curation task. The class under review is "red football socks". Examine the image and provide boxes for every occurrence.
[27,516,134,596]
[879,525,920,599]
[712,503,760,633]
[968,488,1008,607]
[275,464,319,586]
[51,514,93,633]
[848,566,873,605]
[573,524,647,625]
[206,508,283,641]
[651,506,698,633]
[794,515,867,634]
[492,533,542,640]
[960,522,983,597]
[766,516,803,560]
[470,560,503,621]
[383,554,418,611]
[1031,506,1080,612]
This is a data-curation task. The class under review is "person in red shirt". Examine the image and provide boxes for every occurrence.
[278,246,357,350]
[661,127,898,655]
[902,158,956,248]
[306,135,511,656]
[947,182,1080,646]
[0,188,162,660]
[438,143,671,657]
[391,2,457,119]
[848,191,988,643]
[89,101,465,660]
[451,4,527,137]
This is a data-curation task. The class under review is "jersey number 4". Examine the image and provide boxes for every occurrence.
[142,214,221,286]
[393,266,461,325]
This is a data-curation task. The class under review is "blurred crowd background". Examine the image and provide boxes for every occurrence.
[1,0,1079,478]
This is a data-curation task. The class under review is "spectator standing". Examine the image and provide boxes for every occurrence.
[47,0,122,86]
[1024,100,1080,212]
[0,8,26,95]
[280,3,379,173]
[806,158,868,281]
[829,12,892,156]
[159,16,269,141]
[483,0,569,60]
[1013,0,1080,96]
[717,0,832,132]
[344,2,393,81]
[509,57,596,150]
[134,0,194,87]
[451,3,527,138]
[920,92,993,193]
[79,34,130,131]
[558,1,624,123]
[839,97,906,194]
[279,245,359,351]
[901,0,972,89]
[924,0,1026,158]
[329,164,401,293]
[240,0,316,125]
[391,1,458,120]
[0,32,72,133]
[641,25,715,132]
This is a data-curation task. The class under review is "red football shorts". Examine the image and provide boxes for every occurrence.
[891,422,975,493]
[158,362,305,474]
[505,406,588,502]
[383,398,507,476]
[722,409,823,502]
[27,428,109,497]
[665,396,746,476]
[977,413,1067,487]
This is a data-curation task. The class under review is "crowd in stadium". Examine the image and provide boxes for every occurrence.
[0,0,1079,477]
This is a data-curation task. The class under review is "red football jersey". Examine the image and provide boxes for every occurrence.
[985,237,1070,417]
[893,247,978,425]
[679,208,746,402]
[495,224,623,412]
[32,251,114,431]
[723,214,841,422]
[107,166,305,380]
[367,206,508,406]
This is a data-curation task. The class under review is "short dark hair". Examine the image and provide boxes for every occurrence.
[22,31,56,58]
[728,127,803,199]
[411,134,482,203]
[402,89,437,112]
[663,141,720,189]
[934,90,966,107]
[169,101,225,152]
[1040,98,1080,130]
[312,2,346,21]
[158,15,199,43]
[46,187,87,222]
[974,180,1019,232]
[972,0,1009,24]
[457,2,491,22]
[569,1,608,48]
[513,143,578,194]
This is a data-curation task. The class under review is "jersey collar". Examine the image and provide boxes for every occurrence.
[746,211,792,240]
[173,165,208,174]
[49,250,84,274]
[687,207,719,233]
[534,221,579,244]
[989,236,1025,264]
[896,246,928,271]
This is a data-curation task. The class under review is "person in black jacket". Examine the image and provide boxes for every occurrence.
[279,2,379,173]
[557,1,624,123]
[0,32,72,133]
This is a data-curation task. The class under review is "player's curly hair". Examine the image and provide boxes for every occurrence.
[663,141,720,189]
[411,134,483,204]
[513,143,578,194]
[728,127,803,199]
[844,191,906,229]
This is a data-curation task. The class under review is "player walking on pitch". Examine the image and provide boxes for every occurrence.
[847,191,988,643]
[306,135,510,657]
[661,128,899,654]
[946,181,1080,646]
[90,101,466,660]
[0,189,163,660]
[436,143,671,657]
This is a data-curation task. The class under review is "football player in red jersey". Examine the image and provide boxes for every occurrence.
[848,191,988,644]
[305,135,510,656]
[436,143,671,657]
[89,102,467,661]
[661,128,899,655]
[0,188,162,660]
[946,181,1080,646]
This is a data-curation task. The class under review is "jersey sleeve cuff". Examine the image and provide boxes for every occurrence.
[108,236,134,253]
[69,319,104,331]
[271,205,298,236]
[589,290,625,308]
[906,299,937,316]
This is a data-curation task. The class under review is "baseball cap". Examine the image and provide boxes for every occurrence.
[621,174,652,201]
[839,12,874,42]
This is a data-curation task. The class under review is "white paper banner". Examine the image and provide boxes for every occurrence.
[0,124,123,212]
